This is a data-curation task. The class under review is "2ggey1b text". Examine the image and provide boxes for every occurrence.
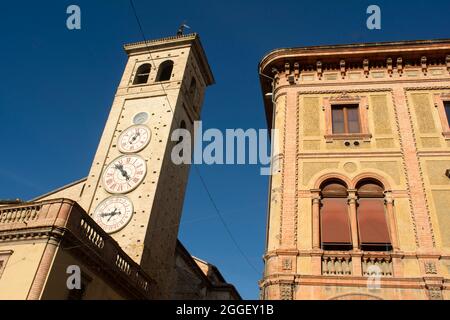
[176,304,275,318]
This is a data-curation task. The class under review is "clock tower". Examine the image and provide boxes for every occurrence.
[78,33,214,298]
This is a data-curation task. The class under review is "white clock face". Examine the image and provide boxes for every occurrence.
[93,196,134,234]
[103,155,147,194]
[118,125,151,153]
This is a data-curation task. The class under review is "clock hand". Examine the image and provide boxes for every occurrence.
[100,208,117,218]
[114,164,130,181]
[107,208,120,222]
[129,131,141,144]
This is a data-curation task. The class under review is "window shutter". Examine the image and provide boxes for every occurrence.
[331,107,345,134]
[320,198,352,245]
[346,106,361,133]
[357,199,391,245]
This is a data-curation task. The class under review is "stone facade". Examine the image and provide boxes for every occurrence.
[259,40,450,300]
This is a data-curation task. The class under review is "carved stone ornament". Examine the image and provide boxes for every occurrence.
[285,62,290,75]
[280,284,293,300]
[428,287,443,300]
[282,258,292,271]
[363,59,369,77]
[340,59,346,79]
[421,56,427,75]
[317,61,323,79]
[294,62,300,78]
[424,262,437,274]
[387,58,393,76]
[397,57,403,76]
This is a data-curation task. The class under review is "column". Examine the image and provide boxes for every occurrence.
[311,189,321,250]
[385,191,399,251]
[347,189,359,250]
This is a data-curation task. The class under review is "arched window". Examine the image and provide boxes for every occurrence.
[320,179,352,250]
[156,60,174,82]
[356,179,392,251]
[133,63,151,85]
[189,77,197,100]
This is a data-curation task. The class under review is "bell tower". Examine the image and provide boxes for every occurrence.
[78,34,214,297]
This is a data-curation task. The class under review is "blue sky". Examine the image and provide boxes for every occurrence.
[0,0,449,299]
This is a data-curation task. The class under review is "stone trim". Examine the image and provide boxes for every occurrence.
[278,93,287,247]
[260,273,438,290]
[390,90,420,247]
[402,88,436,248]
[279,92,298,248]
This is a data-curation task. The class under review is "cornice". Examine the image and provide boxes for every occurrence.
[259,39,450,73]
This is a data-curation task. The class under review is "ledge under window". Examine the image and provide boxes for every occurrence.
[324,133,372,142]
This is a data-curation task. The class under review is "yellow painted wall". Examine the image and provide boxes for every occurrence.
[0,241,46,300]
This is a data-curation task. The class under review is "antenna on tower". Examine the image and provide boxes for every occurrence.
[176,22,191,36]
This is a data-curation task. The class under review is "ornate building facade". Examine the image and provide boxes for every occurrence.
[0,34,240,300]
[259,40,450,300]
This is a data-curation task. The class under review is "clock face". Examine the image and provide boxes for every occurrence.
[93,196,134,234]
[118,125,151,153]
[103,155,147,194]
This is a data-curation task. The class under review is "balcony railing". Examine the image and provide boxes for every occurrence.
[362,255,393,277]
[322,255,352,275]
[321,251,394,277]
[0,199,154,299]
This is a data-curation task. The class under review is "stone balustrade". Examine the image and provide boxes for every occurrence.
[321,251,394,277]
[322,254,352,275]
[362,255,393,277]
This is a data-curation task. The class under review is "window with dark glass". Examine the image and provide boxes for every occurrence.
[156,60,174,82]
[133,63,151,85]
[331,104,361,134]
[444,101,450,127]
[356,180,392,251]
[320,180,352,250]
